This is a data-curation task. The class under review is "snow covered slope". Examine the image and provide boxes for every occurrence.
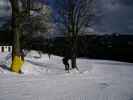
[0,51,133,100]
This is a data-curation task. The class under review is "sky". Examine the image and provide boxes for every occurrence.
[94,0,133,34]
[0,0,133,34]
[0,0,11,27]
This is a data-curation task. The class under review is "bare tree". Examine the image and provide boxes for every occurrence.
[9,0,47,72]
[9,0,21,59]
[55,0,96,69]
[9,0,31,72]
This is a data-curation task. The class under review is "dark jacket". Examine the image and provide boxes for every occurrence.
[62,57,69,65]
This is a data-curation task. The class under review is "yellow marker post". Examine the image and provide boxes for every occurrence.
[11,56,24,73]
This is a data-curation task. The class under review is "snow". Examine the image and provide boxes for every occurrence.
[0,50,133,100]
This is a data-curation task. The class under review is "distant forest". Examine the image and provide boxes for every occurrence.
[48,34,133,63]
[0,29,133,63]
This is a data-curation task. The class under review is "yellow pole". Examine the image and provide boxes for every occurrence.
[11,56,24,73]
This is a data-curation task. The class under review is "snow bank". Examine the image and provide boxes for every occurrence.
[0,66,4,73]
[21,50,49,75]
[21,61,48,75]
[26,50,41,59]
[0,52,12,74]
[0,52,12,65]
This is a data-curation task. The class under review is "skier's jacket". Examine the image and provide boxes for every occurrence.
[62,57,69,65]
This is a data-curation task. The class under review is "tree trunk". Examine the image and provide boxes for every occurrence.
[13,24,21,58]
[10,0,21,58]
[71,51,77,69]
[10,0,24,73]
[71,36,78,70]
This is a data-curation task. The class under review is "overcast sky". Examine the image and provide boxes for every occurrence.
[0,0,133,34]
[0,0,11,27]
[93,0,133,34]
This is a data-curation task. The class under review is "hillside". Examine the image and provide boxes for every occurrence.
[0,51,133,100]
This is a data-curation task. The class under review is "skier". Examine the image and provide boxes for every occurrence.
[62,57,70,72]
